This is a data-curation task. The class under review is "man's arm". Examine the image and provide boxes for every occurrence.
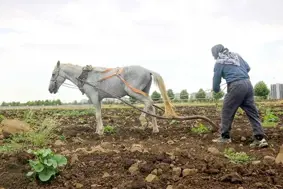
[213,64,223,93]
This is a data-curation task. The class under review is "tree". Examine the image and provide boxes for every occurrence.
[254,81,270,99]
[167,89,175,100]
[213,91,225,101]
[195,88,206,99]
[151,91,161,102]
[180,89,189,101]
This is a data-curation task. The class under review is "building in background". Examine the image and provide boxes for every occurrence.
[270,83,283,99]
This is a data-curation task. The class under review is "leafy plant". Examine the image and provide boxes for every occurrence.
[104,125,115,134]
[224,148,253,164]
[191,123,210,134]
[263,109,279,123]
[26,148,67,182]
[262,109,279,128]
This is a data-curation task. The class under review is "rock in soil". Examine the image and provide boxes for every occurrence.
[207,147,221,156]
[182,168,198,177]
[275,145,283,164]
[130,144,144,153]
[1,119,31,138]
[54,140,66,146]
[263,156,276,164]
[172,167,182,177]
[252,160,261,165]
[166,185,173,189]
[128,163,140,175]
[102,172,110,178]
[70,154,79,166]
[220,172,243,184]
[75,183,83,188]
[145,174,158,183]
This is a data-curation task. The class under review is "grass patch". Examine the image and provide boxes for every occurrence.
[104,125,116,134]
[0,118,57,154]
[191,123,210,134]
[224,148,253,164]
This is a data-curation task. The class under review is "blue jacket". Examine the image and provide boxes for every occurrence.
[213,55,250,93]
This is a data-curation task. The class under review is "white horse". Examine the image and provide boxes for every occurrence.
[48,61,177,135]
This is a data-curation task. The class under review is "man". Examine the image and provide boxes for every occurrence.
[211,44,268,148]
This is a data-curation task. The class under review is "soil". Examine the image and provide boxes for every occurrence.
[1,105,283,189]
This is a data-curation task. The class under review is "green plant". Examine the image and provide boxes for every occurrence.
[0,118,57,154]
[191,123,210,134]
[0,114,5,122]
[262,109,279,128]
[59,135,66,141]
[224,148,253,164]
[26,148,67,182]
[264,109,279,122]
[104,125,115,134]
[24,110,37,125]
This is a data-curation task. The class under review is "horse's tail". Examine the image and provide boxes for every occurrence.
[150,71,178,118]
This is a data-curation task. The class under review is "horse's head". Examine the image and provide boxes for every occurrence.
[48,61,66,94]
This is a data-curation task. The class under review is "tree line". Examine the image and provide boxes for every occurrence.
[1,99,62,107]
[1,81,270,106]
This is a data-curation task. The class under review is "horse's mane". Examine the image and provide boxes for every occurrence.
[61,63,113,73]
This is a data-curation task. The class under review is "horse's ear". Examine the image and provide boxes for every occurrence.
[57,60,60,67]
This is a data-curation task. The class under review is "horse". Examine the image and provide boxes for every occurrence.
[48,61,177,135]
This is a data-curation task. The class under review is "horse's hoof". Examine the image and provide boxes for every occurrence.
[152,129,159,133]
[95,131,104,136]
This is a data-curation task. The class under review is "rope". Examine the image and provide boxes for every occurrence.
[71,78,219,131]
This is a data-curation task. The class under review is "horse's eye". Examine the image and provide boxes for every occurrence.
[52,74,55,77]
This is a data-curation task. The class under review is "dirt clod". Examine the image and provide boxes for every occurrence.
[220,172,243,184]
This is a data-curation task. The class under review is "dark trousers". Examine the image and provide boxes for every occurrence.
[221,79,265,140]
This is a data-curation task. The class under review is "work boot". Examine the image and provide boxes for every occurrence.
[250,138,269,148]
[212,137,232,143]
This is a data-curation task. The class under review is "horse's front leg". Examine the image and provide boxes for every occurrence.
[88,93,104,135]
[94,101,104,135]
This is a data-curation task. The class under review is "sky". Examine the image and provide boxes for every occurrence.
[1,0,283,103]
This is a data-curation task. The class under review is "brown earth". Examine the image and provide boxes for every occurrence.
[1,105,283,189]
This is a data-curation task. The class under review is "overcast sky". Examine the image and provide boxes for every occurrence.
[1,0,283,103]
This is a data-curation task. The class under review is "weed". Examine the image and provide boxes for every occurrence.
[0,114,5,122]
[0,141,23,153]
[191,123,210,134]
[24,110,37,125]
[224,148,253,164]
[59,135,66,141]
[26,148,67,182]
[0,118,57,154]
[262,109,279,128]
[104,125,115,134]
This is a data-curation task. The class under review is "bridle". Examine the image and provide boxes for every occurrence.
[50,67,65,90]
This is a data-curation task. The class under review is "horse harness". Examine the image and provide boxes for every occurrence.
[77,65,148,97]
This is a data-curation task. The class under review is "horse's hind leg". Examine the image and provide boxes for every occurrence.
[126,89,159,133]
[138,79,152,128]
